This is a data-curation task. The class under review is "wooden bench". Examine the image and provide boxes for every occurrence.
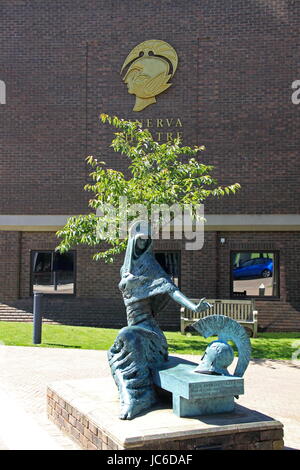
[180,298,258,337]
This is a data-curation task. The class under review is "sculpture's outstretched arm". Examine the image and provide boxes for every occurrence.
[169,289,212,313]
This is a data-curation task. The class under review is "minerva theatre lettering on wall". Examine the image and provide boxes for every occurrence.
[0,80,6,104]
[125,117,183,142]
[291,80,300,104]
[121,40,185,141]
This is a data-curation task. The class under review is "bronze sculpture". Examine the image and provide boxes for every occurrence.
[108,221,211,419]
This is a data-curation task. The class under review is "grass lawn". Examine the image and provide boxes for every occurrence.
[0,321,299,360]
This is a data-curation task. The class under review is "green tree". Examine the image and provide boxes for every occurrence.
[56,114,240,262]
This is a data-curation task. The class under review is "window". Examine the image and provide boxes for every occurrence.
[230,251,279,298]
[31,251,75,295]
[155,251,181,287]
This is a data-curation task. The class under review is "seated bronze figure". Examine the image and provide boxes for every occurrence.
[108,221,211,420]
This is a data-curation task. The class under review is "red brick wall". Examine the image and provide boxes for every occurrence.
[1,2,300,330]
[1,230,299,331]
[0,232,21,301]
[217,231,300,331]
[16,232,215,330]
[1,1,299,214]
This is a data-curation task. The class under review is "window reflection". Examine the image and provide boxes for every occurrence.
[231,252,278,297]
[32,251,75,294]
[155,251,180,287]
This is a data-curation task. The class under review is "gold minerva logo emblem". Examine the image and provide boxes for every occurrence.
[121,39,178,112]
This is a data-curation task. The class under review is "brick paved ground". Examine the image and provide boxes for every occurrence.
[0,345,299,450]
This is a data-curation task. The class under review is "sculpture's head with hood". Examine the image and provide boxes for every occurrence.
[119,220,177,313]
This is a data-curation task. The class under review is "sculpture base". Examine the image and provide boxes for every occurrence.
[47,377,284,450]
[152,358,244,417]
[173,394,235,417]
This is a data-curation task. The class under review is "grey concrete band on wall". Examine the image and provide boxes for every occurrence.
[0,214,299,231]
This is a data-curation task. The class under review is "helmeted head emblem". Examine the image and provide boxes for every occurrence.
[195,340,235,376]
[121,40,178,112]
[190,315,252,378]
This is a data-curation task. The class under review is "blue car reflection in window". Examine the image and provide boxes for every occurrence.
[233,258,273,280]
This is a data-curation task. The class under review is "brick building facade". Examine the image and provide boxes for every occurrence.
[1,0,300,331]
